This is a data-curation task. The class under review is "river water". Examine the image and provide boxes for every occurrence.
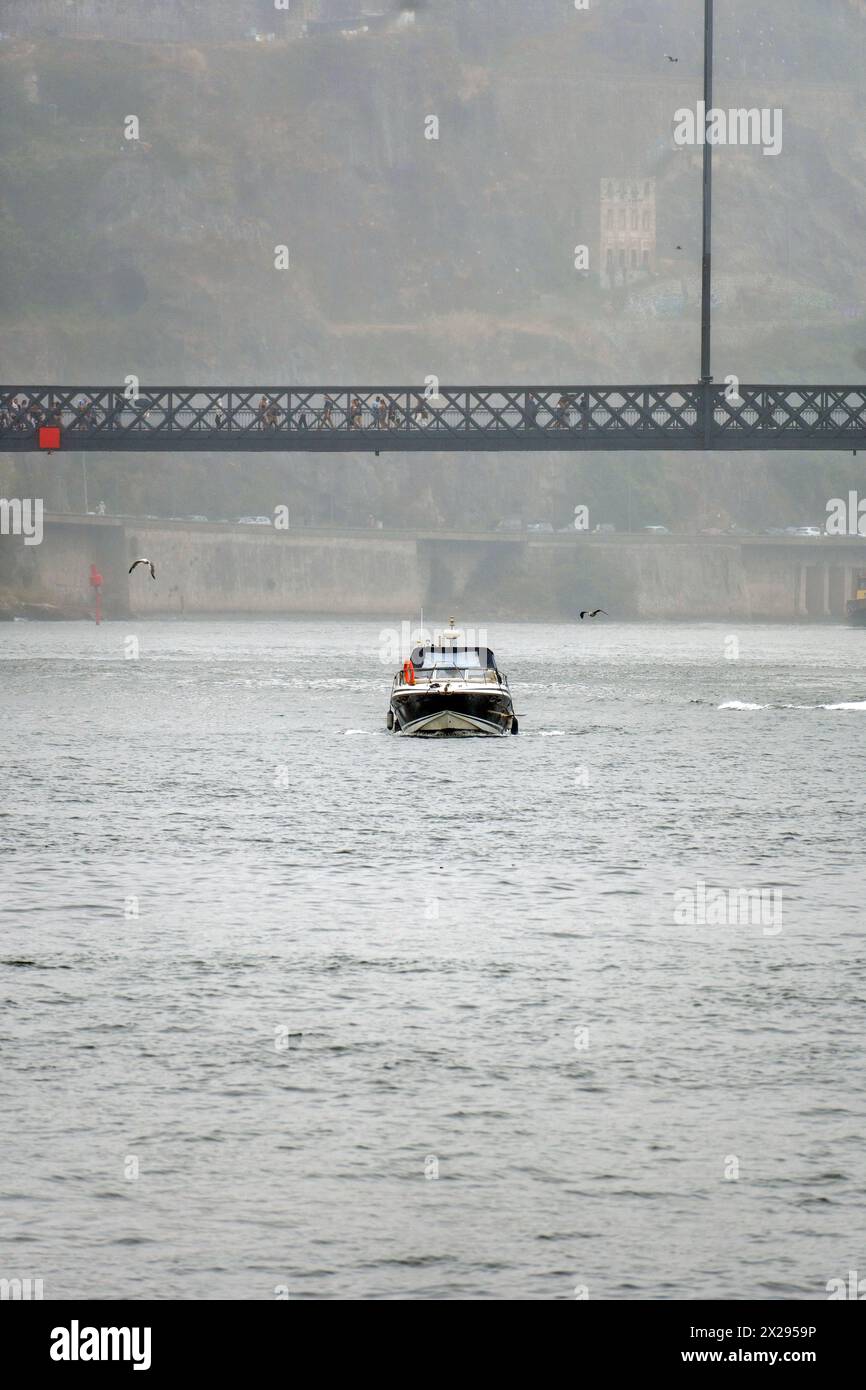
[2,619,864,1300]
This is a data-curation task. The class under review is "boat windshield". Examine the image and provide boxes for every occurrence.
[419,649,483,670]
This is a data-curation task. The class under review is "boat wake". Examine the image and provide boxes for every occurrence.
[719,700,866,712]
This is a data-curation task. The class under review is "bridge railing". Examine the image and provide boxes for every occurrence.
[0,385,703,437]
[2,385,866,449]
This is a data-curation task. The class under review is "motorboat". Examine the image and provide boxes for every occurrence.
[387,620,518,737]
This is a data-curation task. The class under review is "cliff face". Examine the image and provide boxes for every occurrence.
[1,0,865,532]
[0,0,305,43]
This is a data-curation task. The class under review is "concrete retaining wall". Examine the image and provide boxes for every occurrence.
[2,515,865,621]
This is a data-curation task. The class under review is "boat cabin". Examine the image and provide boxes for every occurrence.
[408,645,499,682]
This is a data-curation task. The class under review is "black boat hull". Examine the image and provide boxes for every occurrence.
[391,688,515,736]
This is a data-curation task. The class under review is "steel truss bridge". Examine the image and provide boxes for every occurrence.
[3,6,863,459]
[3,384,866,453]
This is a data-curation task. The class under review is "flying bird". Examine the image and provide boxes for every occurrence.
[579,609,608,620]
[665,54,679,63]
[129,558,156,579]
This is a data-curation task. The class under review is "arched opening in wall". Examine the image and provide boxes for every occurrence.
[804,565,827,618]
[828,567,846,615]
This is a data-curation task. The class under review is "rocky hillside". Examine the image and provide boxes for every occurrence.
[1,0,865,531]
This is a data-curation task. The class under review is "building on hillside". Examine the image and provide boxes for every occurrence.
[600,178,656,289]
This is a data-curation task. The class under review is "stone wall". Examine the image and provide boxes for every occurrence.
[4,515,866,621]
[121,522,421,615]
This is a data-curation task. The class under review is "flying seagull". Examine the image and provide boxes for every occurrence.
[129,558,156,579]
[579,609,608,620]
[665,54,679,63]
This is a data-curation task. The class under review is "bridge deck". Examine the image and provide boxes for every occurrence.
[3,385,866,452]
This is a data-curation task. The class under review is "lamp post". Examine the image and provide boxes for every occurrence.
[701,0,714,387]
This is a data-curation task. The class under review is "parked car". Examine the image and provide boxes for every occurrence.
[496,517,523,532]
[594,523,616,533]
[643,525,670,534]
[791,526,823,538]
[527,521,554,533]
